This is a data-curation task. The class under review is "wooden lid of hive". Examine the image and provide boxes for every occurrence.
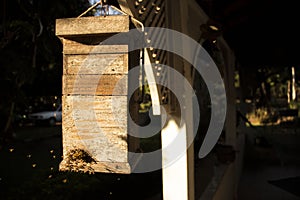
[55,15,130,37]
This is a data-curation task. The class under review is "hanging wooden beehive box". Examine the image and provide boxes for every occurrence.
[55,15,140,174]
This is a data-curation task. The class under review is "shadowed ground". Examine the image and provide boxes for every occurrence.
[0,125,162,200]
[238,125,300,200]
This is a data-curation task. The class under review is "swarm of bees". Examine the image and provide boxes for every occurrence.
[64,148,96,174]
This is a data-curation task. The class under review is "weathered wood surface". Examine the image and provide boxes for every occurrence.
[62,40,128,55]
[62,95,129,168]
[62,44,128,95]
[63,54,128,75]
[60,160,131,174]
[56,15,140,174]
[56,15,130,36]
[63,95,127,129]
[62,74,128,95]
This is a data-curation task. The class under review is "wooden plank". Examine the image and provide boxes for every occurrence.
[61,94,131,173]
[60,160,131,174]
[56,15,130,36]
[62,126,128,162]
[61,92,141,173]
[63,40,128,55]
[62,127,127,142]
[63,54,128,75]
[63,95,127,128]
[162,117,189,200]
[63,74,127,95]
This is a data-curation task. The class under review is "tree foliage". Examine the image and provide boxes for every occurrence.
[0,0,90,141]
